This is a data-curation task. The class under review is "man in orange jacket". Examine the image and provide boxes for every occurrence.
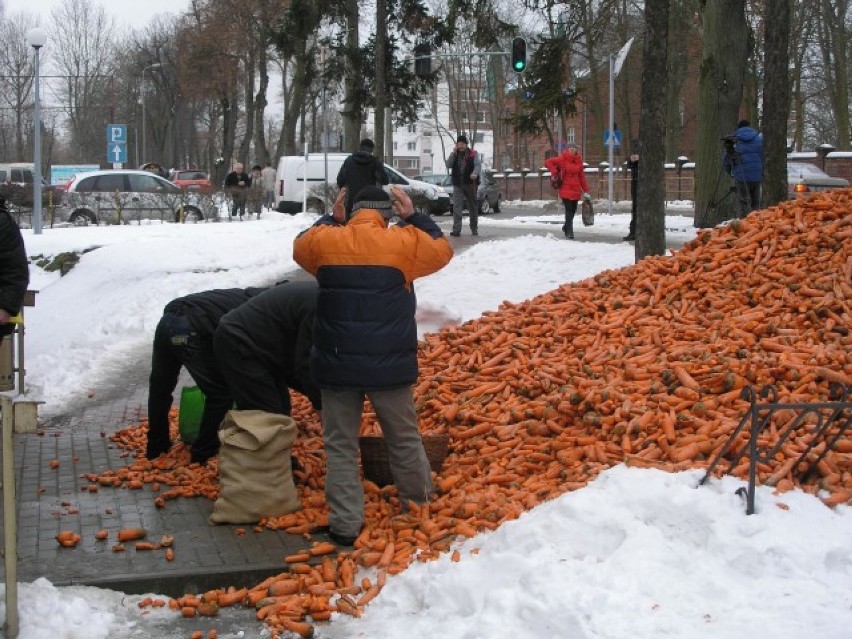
[293,184,453,545]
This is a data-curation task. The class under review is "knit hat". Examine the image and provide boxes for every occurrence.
[352,186,393,219]
[456,135,468,144]
[359,138,375,151]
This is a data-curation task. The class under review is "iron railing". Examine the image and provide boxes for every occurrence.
[700,383,850,514]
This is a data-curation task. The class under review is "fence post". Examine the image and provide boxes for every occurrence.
[1,394,19,638]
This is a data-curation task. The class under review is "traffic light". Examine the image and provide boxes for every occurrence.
[511,37,527,73]
[414,43,432,78]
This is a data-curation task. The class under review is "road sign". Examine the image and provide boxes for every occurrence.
[107,124,127,143]
[603,129,622,149]
[107,143,127,164]
[106,124,127,164]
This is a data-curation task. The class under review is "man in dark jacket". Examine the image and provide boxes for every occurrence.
[223,162,251,219]
[336,139,389,220]
[213,281,322,417]
[147,287,265,463]
[445,135,482,237]
[624,153,639,241]
[722,119,764,218]
[293,185,453,546]
[0,198,29,338]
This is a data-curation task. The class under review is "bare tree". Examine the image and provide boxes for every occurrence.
[693,0,748,228]
[0,13,39,160]
[815,0,851,149]
[50,0,118,162]
[635,0,669,260]
[761,0,790,207]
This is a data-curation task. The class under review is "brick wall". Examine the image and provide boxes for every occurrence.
[495,154,852,203]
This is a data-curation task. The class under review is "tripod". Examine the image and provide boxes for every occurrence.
[704,152,737,221]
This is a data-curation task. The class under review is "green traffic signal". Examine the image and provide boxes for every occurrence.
[511,37,527,73]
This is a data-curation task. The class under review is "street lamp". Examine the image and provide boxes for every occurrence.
[27,27,47,235]
[141,63,162,165]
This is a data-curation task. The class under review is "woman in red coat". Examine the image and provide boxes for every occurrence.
[544,143,590,239]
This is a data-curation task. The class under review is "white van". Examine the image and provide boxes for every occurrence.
[0,163,36,186]
[274,153,450,215]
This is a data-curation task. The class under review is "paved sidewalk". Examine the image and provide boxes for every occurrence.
[3,372,314,599]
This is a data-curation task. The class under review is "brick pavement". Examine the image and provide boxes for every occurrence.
[3,371,313,599]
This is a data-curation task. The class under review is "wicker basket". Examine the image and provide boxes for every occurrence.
[359,434,449,487]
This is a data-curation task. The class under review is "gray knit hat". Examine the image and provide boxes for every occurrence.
[352,186,393,219]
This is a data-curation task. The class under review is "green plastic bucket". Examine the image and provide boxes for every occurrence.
[178,385,206,444]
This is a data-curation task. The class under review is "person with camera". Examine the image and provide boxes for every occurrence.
[722,119,764,218]
[292,185,453,546]
[544,142,590,239]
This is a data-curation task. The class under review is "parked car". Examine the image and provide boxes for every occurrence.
[787,162,849,198]
[413,172,501,215]
[58,169,213,225]
[172,169,214,194]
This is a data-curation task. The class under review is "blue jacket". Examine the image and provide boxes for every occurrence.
[723,126,763,182]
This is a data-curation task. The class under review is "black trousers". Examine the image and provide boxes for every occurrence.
[561,198,579,235]
[213,322,292,416]
[736,181,761,218]
[147,313,233,459]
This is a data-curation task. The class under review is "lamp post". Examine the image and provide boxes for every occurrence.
[27,27,47,235]
[141,63,162,164]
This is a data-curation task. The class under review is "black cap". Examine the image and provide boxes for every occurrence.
[352,186,393,219]
[737,119,750,128]
[456,135,468,144]
[359,138,375,151]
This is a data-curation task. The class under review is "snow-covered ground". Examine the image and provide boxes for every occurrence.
[3,207,850,638]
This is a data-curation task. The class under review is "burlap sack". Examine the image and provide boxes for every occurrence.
[208,410,300,524]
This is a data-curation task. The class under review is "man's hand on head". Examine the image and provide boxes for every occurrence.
[390,185,415,220]
[332,188,347,224]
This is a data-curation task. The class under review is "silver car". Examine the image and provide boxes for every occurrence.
[59,169,213,225]
[413,172,501,215]
[787,162,849,198]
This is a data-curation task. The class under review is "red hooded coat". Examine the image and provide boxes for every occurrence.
[545,150,589,201]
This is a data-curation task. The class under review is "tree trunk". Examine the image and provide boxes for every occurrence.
[253,44,271,167]
[635,0,669,261]
[761,0,791,207]
[374,0,387,160]
[693,0,748,228]
[238,53,256,164]
[822,0,850,149]
[341,0,361,151]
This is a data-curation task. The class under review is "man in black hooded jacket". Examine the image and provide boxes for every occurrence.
[0,198,29,339]
[146,286,266,463]
[336,139,389,220]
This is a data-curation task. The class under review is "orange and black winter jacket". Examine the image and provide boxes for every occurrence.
[293,210,453,391]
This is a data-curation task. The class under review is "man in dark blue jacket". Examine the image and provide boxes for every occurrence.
[213,281,321,417]
[723,120,764,218]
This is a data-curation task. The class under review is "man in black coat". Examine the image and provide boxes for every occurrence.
[624,153,639,242]
[147,286,266,463]
[223,162,251,219]
[336,139,389,220]
[0,197,29,338]
[213,280,321,417]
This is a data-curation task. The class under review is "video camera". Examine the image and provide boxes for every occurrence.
[721,134,737,156]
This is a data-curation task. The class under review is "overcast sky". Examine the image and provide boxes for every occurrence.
[3,0,181,30]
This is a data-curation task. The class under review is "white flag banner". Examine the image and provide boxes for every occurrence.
[613,37,635,77]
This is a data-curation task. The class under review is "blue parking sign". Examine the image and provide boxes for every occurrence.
[107,124,127,143]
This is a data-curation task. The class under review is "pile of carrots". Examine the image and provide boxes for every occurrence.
[100,190,850,638]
